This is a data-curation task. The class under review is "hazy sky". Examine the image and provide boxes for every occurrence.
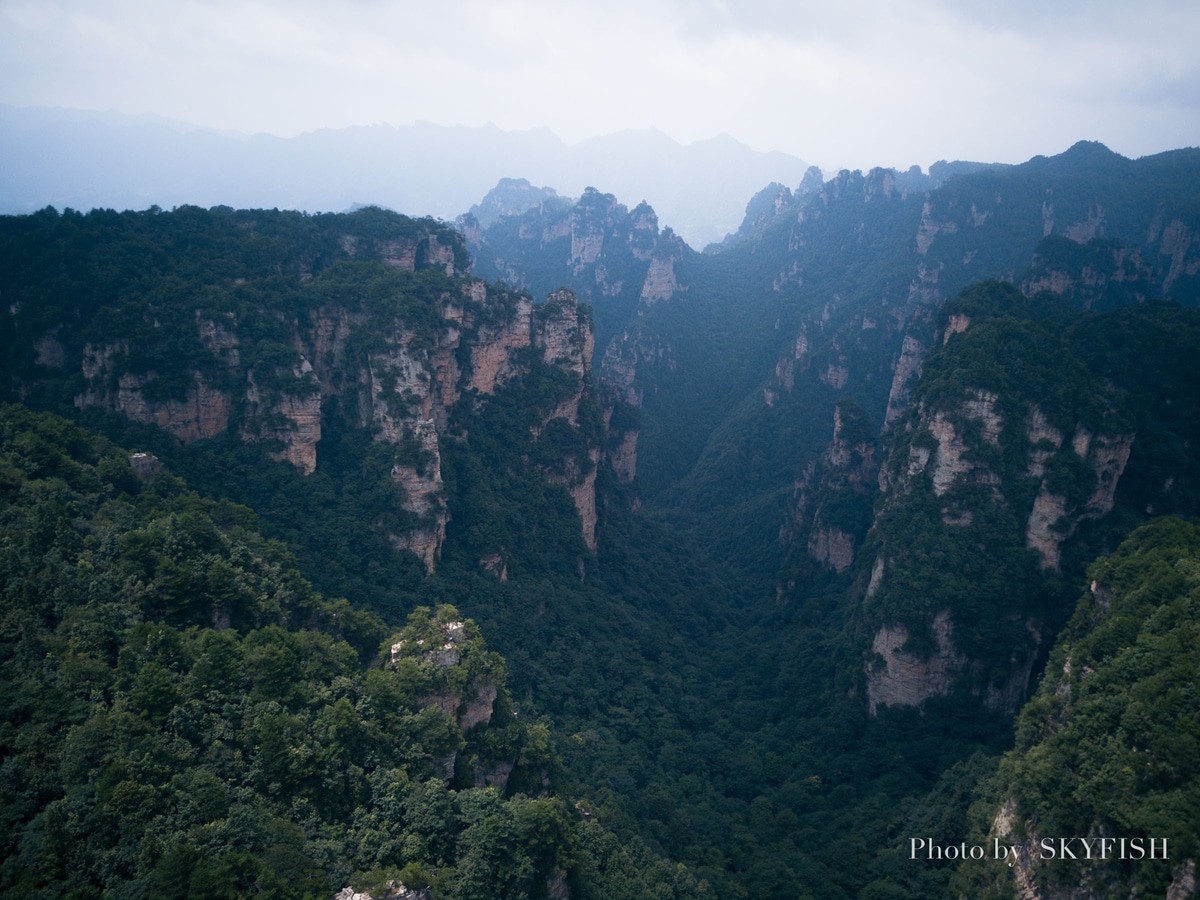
[3,0,1198,171]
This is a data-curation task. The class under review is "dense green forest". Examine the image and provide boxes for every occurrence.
[3,141,1200,898]
[0,405,710,899]
[955,517,1200,898]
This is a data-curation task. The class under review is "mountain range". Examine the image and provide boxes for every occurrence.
[0,105,815,249]
[1,135,1199,898]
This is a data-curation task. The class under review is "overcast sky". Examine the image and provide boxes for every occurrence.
[3,0,1198,172]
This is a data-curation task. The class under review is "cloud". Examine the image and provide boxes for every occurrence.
[2,0,1198,169]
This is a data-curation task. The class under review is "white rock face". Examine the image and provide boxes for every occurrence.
[1025,405,1063,478]
[916,200,957,255]
[73,245,600,572]
[389,418,446,573]
[1025,488,1069,570]
[865,555,885,600]
[609,430,638,485]
[537,291,593,376]
[242,364,323,475]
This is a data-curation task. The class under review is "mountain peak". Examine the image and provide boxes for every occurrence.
[1062,139,1117,158]
[467,177,564,227]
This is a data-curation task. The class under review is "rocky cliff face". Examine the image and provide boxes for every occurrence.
[607,429,638,486]
[464,293,533,394]
[335,883,429,900]
[62,218,602,572]
[1023,422,1134,571]
[986,799,1198,900]
[857,288,1151,714]
[464,188,693,511]
[867,610,963,713]
[782,401,878,577]
[712,182,795,251]
[467,176,566,228]
[242,363,323,474]
[463,189,687,334]
[864,390,1133,712]
[915,389,1004,498]
[531,292,602,548]
[78,341,232,443]
[1021,236,1157,309]
[639,237,686,306]
[883,332,928,430]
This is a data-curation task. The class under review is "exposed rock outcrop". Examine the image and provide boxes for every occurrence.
[593,332,657,510]
[640,251,681,305]
[906,390,1003,497]
[1159,219,1200,295]
[198,315,241,366]
[33,333,66,369]
[884,335,924,430]
[1021,236,1158,308]
[1024,488,1068,569]
[868,377,1133,712]
[536,444,600,552]
[942,313,970,343]
[531,293,602,546]
[607,429,638,485]
[779,401,878,584]
[128,452,162,481]
[537,290,593,375]
[388,609,515,790]
[389,418,446,573]
[115,372,231,443]
[461,185,682,527]
[479,552,508,581]
[1024,429,1134,571]
[242,364,323,475]
[466,297,533,393]
[638,229,689,307]
[570,194,610,267]
[990,799,1196,900]
[627,201,658,261]
[335,882,430,900]
[819,363,849,389]
[916,200,958,255]
[808,526,856,574]
[867,610,963,713]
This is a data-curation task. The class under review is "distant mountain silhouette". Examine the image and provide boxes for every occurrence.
[0,105,811,247]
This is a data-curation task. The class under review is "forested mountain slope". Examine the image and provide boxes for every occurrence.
[956,517,1200,900]
[0,405,706,899]
[0,207,721,897]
